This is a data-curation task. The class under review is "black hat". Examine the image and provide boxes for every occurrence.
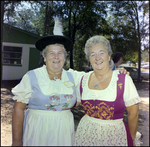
[35,17,73,51]
[35,35,73,51]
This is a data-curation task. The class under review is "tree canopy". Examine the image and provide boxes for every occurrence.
[2,1,149,80]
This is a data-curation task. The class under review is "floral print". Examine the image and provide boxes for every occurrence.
[45,94,74,111]
[49,95,60,100]
[45,95,60,111]
[62,103,70,110]
[64,95,73,99]
[62,95,73,109]
[45,104,57,111]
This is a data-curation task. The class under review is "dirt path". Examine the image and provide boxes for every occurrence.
[138,90,149,146]
[1,80,149,146]
[1,88,14,146]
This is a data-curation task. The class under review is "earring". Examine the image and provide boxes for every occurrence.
[44,58,46,62]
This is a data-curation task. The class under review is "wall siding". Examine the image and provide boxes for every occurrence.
[2,24,41,80]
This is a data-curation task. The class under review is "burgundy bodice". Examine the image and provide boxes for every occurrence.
[80,73,126,120]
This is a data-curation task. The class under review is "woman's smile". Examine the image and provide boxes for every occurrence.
[53,60,60,64]
[95,61,103,65]
[45,45,65,71]
[89,43,110,70]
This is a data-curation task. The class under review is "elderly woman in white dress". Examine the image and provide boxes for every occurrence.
[74,35,141,146]
[11,17,85,146]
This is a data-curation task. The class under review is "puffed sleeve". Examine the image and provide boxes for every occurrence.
[11,73,33,104]
[76,79,82,103]
[124,75,141,107]
[68,68,85,102]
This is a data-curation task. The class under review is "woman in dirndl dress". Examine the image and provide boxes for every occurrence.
[73,35,141,146]
[11,17,85,146]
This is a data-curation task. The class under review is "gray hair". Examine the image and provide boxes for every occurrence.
[85,35,113,61]
[41,43,67,59]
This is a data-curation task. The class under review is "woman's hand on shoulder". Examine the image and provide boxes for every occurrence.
[117,67,130,75]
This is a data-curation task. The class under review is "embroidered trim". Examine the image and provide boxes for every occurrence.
[82,101,114,120]
[49,95,60,100]
[45,104,57,111]
[82,71,119,98]
[64,94,73,99]
[12,96,29,104]
[12,97,29,104]
[125,97,141,107]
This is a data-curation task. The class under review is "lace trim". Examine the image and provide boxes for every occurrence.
[12,96,29,104]
[82,72,90,89]
[125,97,141,107]
[107,70,119,93]
[74,115,128,146]
[82,70,119,95]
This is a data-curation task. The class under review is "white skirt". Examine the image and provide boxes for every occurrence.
[23,109,74,146]
[73,115,128,146]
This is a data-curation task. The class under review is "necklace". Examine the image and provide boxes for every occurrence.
[46,67,61,81]
[54,76,58,80]
[94,72,110,88]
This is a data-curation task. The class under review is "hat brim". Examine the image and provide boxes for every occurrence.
[35,35,73,51]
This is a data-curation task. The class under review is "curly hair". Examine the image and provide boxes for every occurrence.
[84,35,113,61]
[39,43,67,67]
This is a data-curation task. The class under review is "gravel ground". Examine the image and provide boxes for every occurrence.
[1,79,149,146]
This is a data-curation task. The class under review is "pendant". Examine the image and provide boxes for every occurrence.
[94,84,98,88]
[54,77,58,80]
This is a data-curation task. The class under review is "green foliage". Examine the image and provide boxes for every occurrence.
[3,1,22,20]
[141,50,149,62]
[124,51,138,66]
[106,1,149,76]
[2,1,149,72]
[56,1,109,69]
[73,36,88,71]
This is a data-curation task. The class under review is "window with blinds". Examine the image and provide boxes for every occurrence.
[2,46,22,66]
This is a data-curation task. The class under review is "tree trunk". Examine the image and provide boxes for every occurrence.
[68,2,73,69]
[43,1,51,36]
[137,28,141,83]
[136,4,141,83]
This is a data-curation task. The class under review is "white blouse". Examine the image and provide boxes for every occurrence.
[12,65,85,104]
[77,70,141,107]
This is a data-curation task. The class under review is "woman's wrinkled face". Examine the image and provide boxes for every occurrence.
[44,45,65,71]
[89,43,110,70]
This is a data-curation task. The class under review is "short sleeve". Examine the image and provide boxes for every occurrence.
[11,73,33,104]
[76,77,82,103]
[124,75,141,107]
[68,68,85,102]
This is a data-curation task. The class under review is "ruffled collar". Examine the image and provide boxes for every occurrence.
[42,65,65,82]
[34,65,73,95]
[82,70,120,94]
